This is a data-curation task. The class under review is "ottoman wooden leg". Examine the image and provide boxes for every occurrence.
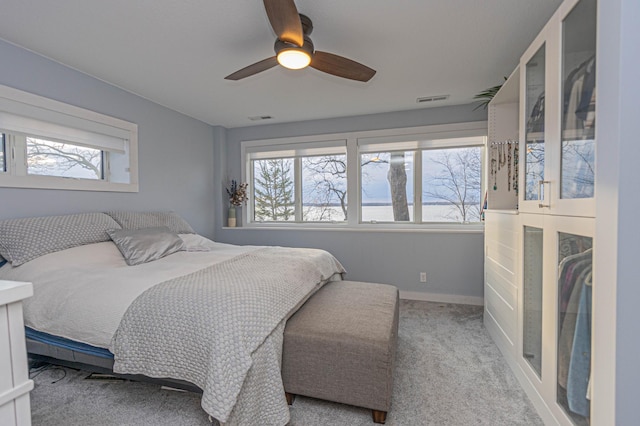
[285,392,296,405]
[372,410,387,424]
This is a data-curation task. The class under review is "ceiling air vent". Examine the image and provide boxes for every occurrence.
[416,95,449,103]
[248,115,273,121]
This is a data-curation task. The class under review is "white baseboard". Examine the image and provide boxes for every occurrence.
[399,290,484,306]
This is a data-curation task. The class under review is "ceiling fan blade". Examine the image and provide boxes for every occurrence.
[225,57,279,81]
[310,51,376,82]
[263,0,303,46]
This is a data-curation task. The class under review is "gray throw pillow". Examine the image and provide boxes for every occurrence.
[107,227,185,266]
[105,211,195,234]
[0,213,121,266]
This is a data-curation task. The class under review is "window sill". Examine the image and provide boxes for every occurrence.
[0,175,138,192]
[222,224,484,233]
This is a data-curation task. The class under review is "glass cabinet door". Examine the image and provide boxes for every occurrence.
[524,46,546,202]
[523,226,543,377]
[560,0,596,200]
[557,232,592,425]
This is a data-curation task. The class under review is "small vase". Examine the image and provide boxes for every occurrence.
[227,206,237,227]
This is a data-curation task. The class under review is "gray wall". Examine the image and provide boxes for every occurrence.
[0,39,216,237]
[596,0,640,423]
[215,104,487,300]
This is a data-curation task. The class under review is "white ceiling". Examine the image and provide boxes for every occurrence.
[0,0,561,129]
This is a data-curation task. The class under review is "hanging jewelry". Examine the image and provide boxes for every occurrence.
[490,145,497,190]
[513,143,519,195]
[491,158,497,190]
[507,143,512,191]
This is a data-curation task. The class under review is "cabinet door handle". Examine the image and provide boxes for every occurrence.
[538,180,550,208]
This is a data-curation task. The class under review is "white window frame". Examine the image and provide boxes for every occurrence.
[0,84,138,192]
[245,138,348,223]
[359,133,486,225]
[240,121,487,230]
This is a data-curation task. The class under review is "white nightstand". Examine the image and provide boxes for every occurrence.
[0,280,33,426]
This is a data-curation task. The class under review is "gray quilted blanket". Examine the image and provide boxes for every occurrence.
[110,247,345,425]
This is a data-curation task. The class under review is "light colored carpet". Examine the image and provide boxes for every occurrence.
[29,300,542,425]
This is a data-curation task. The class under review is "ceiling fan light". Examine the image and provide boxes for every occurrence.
[277,49,311,70]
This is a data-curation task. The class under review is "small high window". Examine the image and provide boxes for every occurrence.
[26,137,104,180]
[0,84,138,192]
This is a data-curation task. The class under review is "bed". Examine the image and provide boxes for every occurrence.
[0,212,345,425]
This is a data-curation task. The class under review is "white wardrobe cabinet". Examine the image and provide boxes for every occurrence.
[484,0,597,424]
[518,214,594,425]
[485,213,595,426]
[519,0,596,218]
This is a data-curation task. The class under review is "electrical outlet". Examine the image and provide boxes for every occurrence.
[420,272,427,283]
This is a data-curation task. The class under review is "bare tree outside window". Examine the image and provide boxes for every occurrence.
[302,154,404,222]
[302,155,347,221]
[26,137,102,180]
[423,147,482,223]
[525,143,545,200]
[561,140,594,198]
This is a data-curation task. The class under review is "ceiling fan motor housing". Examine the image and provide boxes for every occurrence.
[299,14,313,35]
[274,35,314,57]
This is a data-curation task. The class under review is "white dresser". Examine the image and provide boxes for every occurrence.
[0,281,33,426]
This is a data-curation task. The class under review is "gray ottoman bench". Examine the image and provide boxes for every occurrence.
[282,280,399,424]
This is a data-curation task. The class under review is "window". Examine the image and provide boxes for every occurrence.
[361,151,414,222]
[422,146,483,223]
[242,123,486,227]
[302,154,347,222]
[0,133,5,173]
[246,140,347,223]
[26,137,103,180]
[253,158,296,222]
[0,84,138,192]
[358,133,485,224]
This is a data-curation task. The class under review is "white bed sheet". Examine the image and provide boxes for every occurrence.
[0,235,258,349]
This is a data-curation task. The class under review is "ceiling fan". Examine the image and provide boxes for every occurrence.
[225,0,376,82]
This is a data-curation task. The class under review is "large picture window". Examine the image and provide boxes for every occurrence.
[247,140,347,223]
[242,123,486,227]
[358,132,485,225]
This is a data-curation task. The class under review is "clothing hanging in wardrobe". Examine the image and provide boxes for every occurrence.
[557,244,593,419]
